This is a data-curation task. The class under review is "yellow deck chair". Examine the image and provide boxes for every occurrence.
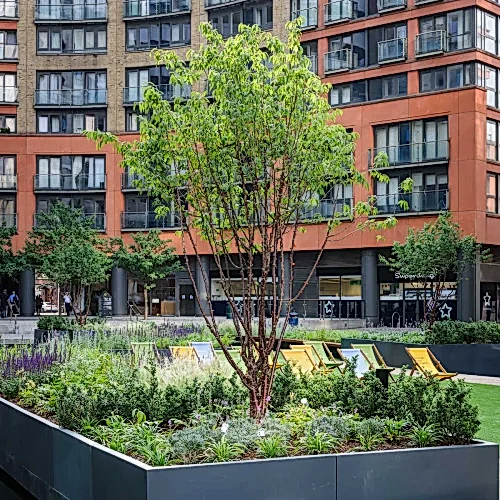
[281,348,316,374]
[290,344,327,370]
[352,344,395,381]
[131,342,158,364]
[406,347,457,380]
[170,346,199,362]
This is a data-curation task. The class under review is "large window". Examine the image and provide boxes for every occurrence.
[301,184,353,219]
[0,31,17,59]
[37,25,106,53]
[0,73,17,103]
[37,110,106,134]
[0,156,15,189]
[420,63,474,93]
[0,195,15,228]
[209,3,273,38]
[319,276,362,300]
[36,156,106,190]
[301,41,318,73]
[487,120,500,161]
[0,114,15,132]
[477,9,498,55]
[330,74,406,106]
[36,196,105,229]
[487,173,500,213]
[126,19,190,50]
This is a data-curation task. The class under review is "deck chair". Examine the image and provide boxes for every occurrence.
[281,348,316,374]
[406,347,457,380]
[190,342,216,364]
[304,341,344,371]
[170,346,199,362]
[215,350,235,371]
[290,344,337,373]
[353,344,395,381]
[131,342,159,365]
[338,348,371,378]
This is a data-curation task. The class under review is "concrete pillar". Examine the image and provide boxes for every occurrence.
[195,255,210,316]
[361,249,379,326]
[457,257,480,321]
[111,267,128,316]
[280,252,291,317]
[20,268,35,317]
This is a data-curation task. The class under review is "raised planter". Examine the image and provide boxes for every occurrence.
[0,399,498,500]
[343,338,500,377]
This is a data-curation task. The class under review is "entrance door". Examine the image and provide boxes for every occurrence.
[179,284,195,316]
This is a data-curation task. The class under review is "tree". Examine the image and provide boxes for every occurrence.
[23,202,112,325]
[112,230,182,320]
[381,212,484,326]
[88,22,400,419]
[0,226,23,280]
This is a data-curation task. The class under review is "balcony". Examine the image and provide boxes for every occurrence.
[205,0,244,8]
[378,38,406,64]
[121,211,180,230]
[376,189,449,215]
[415,31,447,57]
[0,43,18,61]
[368,140,450,169]
[307,54,318,74]
[121,172,145,190]
[324,0,356,24]
[0,1,17,18]
[35,2,107,22]
[35,212,105,231]
[377,0,405,12]
[123,84,191,104]
[301,198,353,220]
[34,174,106,192]
[292,7,318,30]
[34,89,107,107]
[124,0,190,18]
[0,213,16,229]
[0,86,17,104]
[415,0,441,5]
[324,49,352,74]
[0,174,16,191]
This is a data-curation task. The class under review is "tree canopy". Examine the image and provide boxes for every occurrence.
[0,226,22,279]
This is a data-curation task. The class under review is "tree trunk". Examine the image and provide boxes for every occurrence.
[143,288,148,320]
[247,364,272,421]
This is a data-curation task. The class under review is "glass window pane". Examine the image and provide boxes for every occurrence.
[319,277,340,298]
[341,276,362,299]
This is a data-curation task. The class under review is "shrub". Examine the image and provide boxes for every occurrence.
[308,415,351,441]
[425,320,500,344]
[37,316,71,331]
[56,384,97,431]
[170,425,219,463]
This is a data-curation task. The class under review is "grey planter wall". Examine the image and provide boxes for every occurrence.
[0,399,498,500]
[343,338,500,377]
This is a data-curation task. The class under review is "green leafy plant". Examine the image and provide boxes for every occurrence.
[384,419,408,443]
[308,415,351,441]
[299,432,339,455]
[409,422,442,448]
[257,435,288,459]
[205,436,245,463]
[37,315,71,331]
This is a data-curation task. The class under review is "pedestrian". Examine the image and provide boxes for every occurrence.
[0,289,8,318]
[8,290,19,316]
[63,292,72,316]
[35,294,43,316]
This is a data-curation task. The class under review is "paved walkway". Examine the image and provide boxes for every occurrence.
[393,368,500,386]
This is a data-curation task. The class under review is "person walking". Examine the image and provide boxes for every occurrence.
[35,295,43,316]
[63,292,72,316]
[0,289,8,318]
[8,290,19,316]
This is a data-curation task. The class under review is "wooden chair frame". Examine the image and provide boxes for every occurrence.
[405,347,457,380]
[351,343,396,381]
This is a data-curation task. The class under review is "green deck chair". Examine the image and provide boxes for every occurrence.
[352,344,395,381]
[304,341,343,372]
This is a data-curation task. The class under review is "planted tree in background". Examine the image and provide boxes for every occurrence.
[0,226,22,281]
[381,212,485,325]
[23,202,112,325]
[88,22,402,419]
[112,230,182,320]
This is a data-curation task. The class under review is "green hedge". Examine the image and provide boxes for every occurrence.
[425,321,500,344]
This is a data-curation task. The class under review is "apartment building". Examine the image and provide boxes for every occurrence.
[1,0,500,323]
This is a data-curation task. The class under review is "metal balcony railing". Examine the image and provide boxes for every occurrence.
[324,48,352,73]
[324,0,356,24]
[301,198,353,220]
[376,0,405,11]
[121,172,145,190]
[34,174,106,191]
[307,54,318,74]
[123,0,190,17]
[205,0,243,7]
[292,6,318,29]
[123,84,191,104]
[0,43,18,60]
[0,213,16,228]
[0,174,16,190]
[415,30,447,56]
[378,37,407,63]
[35,1,107,21]
[368,140,450,168]
[0,1,17,18]
[121,211,180,230]
[376,189,449,214]
[35,212,105,230]
[0,86,17,103]
[34,89,107,107]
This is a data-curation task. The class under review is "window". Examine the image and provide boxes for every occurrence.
[0,31,17,60]
[210,2,273,37]
[477,63,500,108]
[330,74,407,106]
[0,115,15,132]
[477,9,498,55]
[37,26,107,54]
[319,276,362,299]
[420,9,473,52]
[420,63,474,93]
[126,110,143,132]
[0,73,16,103]
[487,173,499,213]
[487,120,499,161]
[126,19,191,50]
[301,41,318,73]
[37,110,106,134]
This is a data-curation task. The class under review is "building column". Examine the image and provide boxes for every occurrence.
[111,267,128,316]
[280,252,291,317]
[457,257,480,321]
[361,249,379,326]
[195,255,210,316]
[20,268,35,317]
